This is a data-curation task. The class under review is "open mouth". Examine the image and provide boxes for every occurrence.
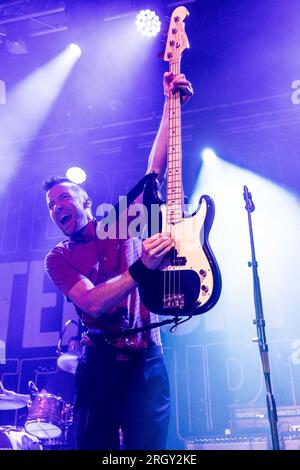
[59,214,72,225]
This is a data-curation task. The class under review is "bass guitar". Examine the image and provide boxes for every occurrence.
[140,6,222,316]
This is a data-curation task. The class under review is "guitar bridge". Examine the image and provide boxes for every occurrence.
[163,294,185,309]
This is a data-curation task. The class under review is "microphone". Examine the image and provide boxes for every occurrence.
[28,380,39,397]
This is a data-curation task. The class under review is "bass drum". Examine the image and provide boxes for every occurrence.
[0,426,42,450]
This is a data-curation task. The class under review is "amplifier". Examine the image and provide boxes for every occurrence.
[280,432,300,450]
[230,405,300,432]
[185,435,268,450]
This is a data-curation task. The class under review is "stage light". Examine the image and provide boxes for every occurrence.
[5,38,29,55]
[201,147,218,163]
[66,167,86,184]
[67,43,82,58]
[135,9,161,37]
[0,47,82,193]
[191,156,300,336]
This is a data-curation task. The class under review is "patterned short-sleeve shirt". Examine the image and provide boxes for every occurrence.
[45,219,161,350]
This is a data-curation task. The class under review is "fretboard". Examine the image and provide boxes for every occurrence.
[167,59,182,226]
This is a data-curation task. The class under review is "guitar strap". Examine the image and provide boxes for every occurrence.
[86,316,188,346]
[98,171,159,227]
[86,171,190,341]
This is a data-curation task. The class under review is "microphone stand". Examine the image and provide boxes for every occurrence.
[243,185,280,451]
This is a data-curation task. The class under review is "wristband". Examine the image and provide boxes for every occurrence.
[128,258,151,284]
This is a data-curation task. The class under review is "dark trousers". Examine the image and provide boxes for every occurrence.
[73,343,170,450]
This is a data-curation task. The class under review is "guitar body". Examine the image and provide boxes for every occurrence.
[140,193,222,315]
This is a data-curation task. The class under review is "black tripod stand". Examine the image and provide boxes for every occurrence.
[243,185,280,450]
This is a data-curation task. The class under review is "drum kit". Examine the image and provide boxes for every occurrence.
[0,351,80,450]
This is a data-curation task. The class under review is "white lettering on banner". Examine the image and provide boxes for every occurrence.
[0,261,28,346]
[23,260,57,348]
[226,357,244,391]
[206,342,264,408]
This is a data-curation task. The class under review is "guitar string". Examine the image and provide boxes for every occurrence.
[174,58,182,308]
[175,60,182,307]
[164,29,184,310]
[169,62,174,307]
[165,63,170,308]
[165,62,172,308]
[172,62,178,306]
[170,58,182,308]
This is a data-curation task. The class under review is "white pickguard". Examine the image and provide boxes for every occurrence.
[160,197,214,307]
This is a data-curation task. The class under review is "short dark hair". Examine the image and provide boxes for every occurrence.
[42,176,74,192]
[43,176,91,209]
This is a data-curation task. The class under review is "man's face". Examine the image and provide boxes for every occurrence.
[46,182,91,236]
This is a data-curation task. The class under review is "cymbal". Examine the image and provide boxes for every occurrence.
[57,352,80,374]
[0,391,30,410]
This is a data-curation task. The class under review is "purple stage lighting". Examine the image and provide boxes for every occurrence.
[67,43,82,59]
[66,167,86,184]
[0,47,82,193]
[0,79,6,104]
[135,9,161,38]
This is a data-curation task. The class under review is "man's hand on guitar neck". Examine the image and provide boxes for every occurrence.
[163,72,194,105]
[141,232,174,270]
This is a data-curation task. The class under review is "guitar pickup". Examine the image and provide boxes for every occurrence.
[170,256,187,266]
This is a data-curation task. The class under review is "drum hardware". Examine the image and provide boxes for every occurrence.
[24,390,74,448]
[28,380,39,396]
[56,319,80,357]
[0,385,74,449]
[25,393,67,440]
[37,403,74,449]
[0,426,42,450]
[57,352,80,374]
[0,381,30,410]
[24,371,75,447]
[56,319,81,374]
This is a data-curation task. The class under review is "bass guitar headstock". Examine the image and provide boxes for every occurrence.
[164,6,189,63]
